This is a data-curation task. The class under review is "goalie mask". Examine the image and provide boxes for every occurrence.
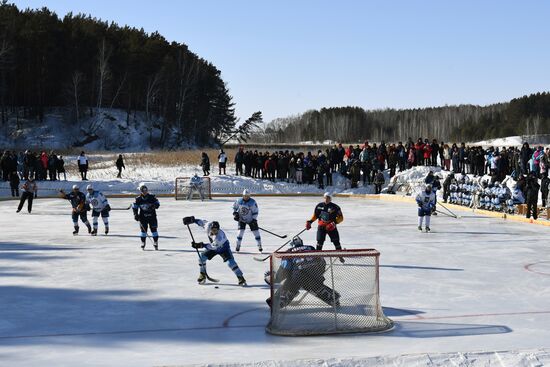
[289,236,303,248]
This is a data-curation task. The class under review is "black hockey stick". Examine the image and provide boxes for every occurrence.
[435,209,457,218]
[253,228,307,262]
[259,226,287,239]
[111,205,132,210]
[183,216,219,283]
[439,202,461,219]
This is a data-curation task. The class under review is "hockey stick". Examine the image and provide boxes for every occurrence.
[259,226,287,239]
[439,202,461,219]
[111,205,132,210]
[183,217,219,283]
[253,228,307,262]
[435,209,457,218]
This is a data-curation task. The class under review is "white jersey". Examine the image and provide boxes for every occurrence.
[416,191,436,210]
[195,219,230,251]
[232,197,259,223]
[86,191,109,211]
[78,155,88,165]
[218,153,227,163]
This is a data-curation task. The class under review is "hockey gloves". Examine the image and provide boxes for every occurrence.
[305,220,312,230]
[105,204,111,212]
[325,222,336,232]
[191,241,205,249]
[182,216,196,225]
[134,214,140,222]
[233,212,240,221]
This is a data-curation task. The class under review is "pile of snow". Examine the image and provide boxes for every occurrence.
[470,136,524,148]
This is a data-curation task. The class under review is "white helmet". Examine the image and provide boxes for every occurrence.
[72,184,79,190]
[242,189,251,197]
[323,192,332,199]
[86,184,94,191]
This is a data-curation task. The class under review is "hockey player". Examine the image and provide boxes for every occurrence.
[132,184,160,250]
[232,189,262,252]
[16,177,37,213]
[306,192,344,251]
[85,185,111,235]
[416,184,436,232]
[187,173,205,200]
[265,236,340,309]
[190,218,246,286]
[59,185,92,235]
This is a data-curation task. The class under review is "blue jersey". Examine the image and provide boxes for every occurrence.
[232,197,258,223]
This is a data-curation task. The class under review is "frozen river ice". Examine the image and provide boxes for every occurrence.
[1,196,550,366]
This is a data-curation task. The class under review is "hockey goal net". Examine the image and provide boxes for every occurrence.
[266,249,393,336]
[175,176,212,200]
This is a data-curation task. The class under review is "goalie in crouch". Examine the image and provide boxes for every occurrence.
[266,236,340,308]
[187,174,206,200]
[190,218,246,286]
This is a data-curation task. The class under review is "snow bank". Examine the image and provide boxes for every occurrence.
[470,136,524,148]
[201,348,550,367]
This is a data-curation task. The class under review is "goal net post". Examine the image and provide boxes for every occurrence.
[175,176,212,200]
[266,248,393,336]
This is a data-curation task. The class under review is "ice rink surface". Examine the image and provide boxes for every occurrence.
[1,196,550,366]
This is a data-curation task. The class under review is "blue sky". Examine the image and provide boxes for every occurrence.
[14,0,550,124]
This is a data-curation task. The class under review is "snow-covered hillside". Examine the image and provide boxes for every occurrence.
[0,108,190,151]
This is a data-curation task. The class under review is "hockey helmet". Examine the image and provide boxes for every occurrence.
[425,184,432,193]
[72,184,79,191]
[242,189,251,199]
[86,184,94,191]
[138,183,148,193]
[209,221,220,235]
[289,236,303,248]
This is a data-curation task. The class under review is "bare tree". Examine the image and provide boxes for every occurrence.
[70,71,84,122]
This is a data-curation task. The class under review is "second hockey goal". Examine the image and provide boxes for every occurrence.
[266,248,393,336]
[175,176,212,200]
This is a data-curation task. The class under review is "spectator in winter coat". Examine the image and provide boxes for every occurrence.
[431,139,439,166]
[218,149,227,175]
[9,171,20,197]
[40,152,48,180]
[48,153,58,181]
[200,152,210,176]
[541,175,550,207]
[374,170,385,194]
[234,148,244,176]
[520,143,532,174]
[78,151,89,180]
[57,155,66,181]
[442,144,451,171]
[525,173,540,220]
[116,154,125,178]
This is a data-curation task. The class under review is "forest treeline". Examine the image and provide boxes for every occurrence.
[0,2,236,147]
[259,92,550,144]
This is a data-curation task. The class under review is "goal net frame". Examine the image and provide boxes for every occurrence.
[266,248,393,336]
[174,176,212,200]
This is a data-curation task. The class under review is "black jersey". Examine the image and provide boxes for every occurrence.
[311,202,343,225]
[132,194,160,218]
[63,191,87,209]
